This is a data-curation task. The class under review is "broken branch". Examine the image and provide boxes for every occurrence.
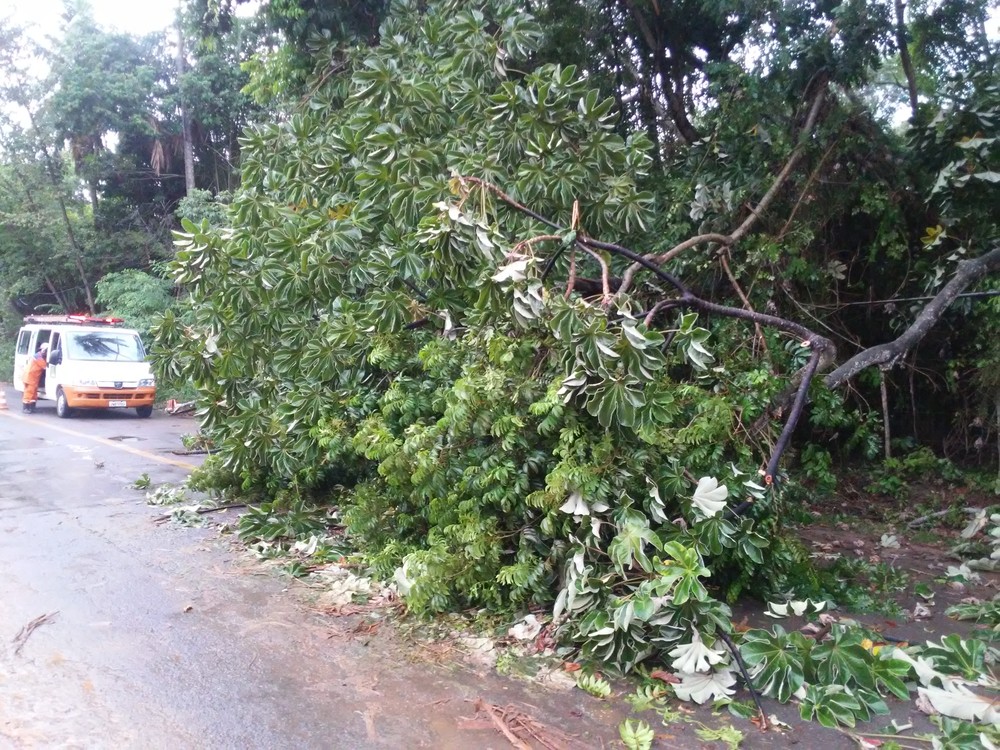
[615,81,829,297]
[12,611,58,656]
[825,246,1000,389]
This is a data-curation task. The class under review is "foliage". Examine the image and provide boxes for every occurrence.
[820,557,909,616]
[184,454,243,499]
[866,447,964,499]
[0,3,266,324]
[941,507,1000,634]
[176,189,231,227]
[176,8,269,194]
[95,269,174,338]
[131,473,152,490]
[155,0,794,678]
[693,724,743,750]
[4,0,1000,742]
[149,6,1000,710]
[576,672,612,699]
[618,718,654,750]
[952,506,1000,571]
[946,596,1000,632]
[0,338,13,382]
[731,623,999,735]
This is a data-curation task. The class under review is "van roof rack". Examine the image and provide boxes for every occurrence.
[23,314,125,326]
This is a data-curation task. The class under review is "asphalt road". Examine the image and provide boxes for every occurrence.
[0,391,627,750]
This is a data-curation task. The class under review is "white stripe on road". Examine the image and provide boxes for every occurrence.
[0,410,198,470]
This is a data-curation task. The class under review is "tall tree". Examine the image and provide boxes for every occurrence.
[172,5,270,194]
[176,13,196,194]
[0,17,99,314]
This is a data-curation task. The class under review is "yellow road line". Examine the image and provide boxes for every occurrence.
[0,409,198,470]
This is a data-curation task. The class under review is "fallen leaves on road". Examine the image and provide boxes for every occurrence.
[649,669,680,684]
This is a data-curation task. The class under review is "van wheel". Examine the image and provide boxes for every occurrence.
[136,405,153,418]
[56,388,72,419]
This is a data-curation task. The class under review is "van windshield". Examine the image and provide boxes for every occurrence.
[66,331,146,362]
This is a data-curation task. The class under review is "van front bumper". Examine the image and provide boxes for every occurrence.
[63,386,156,409]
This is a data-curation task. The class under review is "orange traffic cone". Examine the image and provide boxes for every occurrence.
[0,388,7,411]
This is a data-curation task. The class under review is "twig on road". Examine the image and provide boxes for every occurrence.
[12,611,58,656]
[906,506,977,528]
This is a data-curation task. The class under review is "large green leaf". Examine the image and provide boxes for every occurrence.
[811,625,875,689]
[798,685,862,728]
[608,509,661,575]
[739,626,810,703]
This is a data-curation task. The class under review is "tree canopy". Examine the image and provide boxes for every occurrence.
[0,0,266,342]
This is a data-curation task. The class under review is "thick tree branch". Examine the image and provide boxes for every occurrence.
[720,250,771,362]
[458,176,839,494]
[460,176,836,352]
[580,246,612,305]
[459,176,560,230]
[620,0,700,144]
[767,351,822,481]
[616,82,828,296]
[824,247,1000,389]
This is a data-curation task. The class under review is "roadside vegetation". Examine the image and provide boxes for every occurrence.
[4,0,1000,746]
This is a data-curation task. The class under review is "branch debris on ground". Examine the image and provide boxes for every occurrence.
[458,698,582,750]
[12,611,58,656]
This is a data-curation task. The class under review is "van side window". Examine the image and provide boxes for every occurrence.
[16,331,30,355]
[35,330,51,351]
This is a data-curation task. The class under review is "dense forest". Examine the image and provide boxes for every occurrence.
[2,0,999,738]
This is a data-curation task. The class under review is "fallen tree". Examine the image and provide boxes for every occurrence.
[155,0,1000,686]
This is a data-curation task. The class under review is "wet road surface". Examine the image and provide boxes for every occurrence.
[0,390,623,749]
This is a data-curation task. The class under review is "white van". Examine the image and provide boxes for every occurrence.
[13,315,156,418]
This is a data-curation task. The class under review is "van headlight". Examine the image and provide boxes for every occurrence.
[139,378,156,387]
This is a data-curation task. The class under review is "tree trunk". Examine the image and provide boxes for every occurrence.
[894,0,919,120]
[43,275,70,313]
[56,197,96,314]
[620,0,700,144]
[24,112,96,314]
[880,368,892,460]
[177,10,196,194]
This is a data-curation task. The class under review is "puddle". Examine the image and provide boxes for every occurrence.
[108,436,144,443]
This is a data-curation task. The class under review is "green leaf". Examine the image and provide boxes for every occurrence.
[619,719,654,750]
[798,684,862,728]
[608,509,660,575]
[811,625,875,689]
[922,635,987,680]
[694,724,744,750]
[739,626,809,703]
[576,672,612,698]
[871,654,912,701]
[850,687,889,722]
[651,541,710,605]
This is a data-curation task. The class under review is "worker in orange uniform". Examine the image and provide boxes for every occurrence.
[22,342,49,413]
